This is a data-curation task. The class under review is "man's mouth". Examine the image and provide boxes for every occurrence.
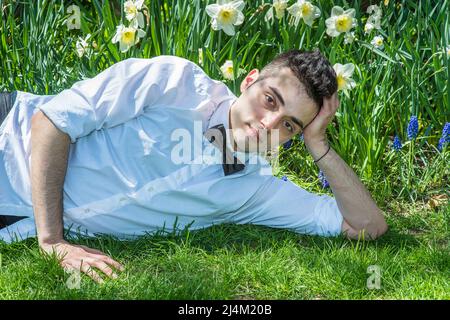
[247,124,260,140]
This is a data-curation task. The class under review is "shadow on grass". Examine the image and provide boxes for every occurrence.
[61,222,426,260]
[0,219,429,266]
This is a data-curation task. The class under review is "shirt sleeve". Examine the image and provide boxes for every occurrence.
[36,55,209,143]
[233,175,344,237]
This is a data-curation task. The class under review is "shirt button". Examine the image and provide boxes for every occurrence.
[147,186,154,192]
[176,172,182,181]
[84,208,90,213]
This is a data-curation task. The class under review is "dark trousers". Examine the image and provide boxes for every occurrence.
[0,91,17,125]
[0,90,26,229]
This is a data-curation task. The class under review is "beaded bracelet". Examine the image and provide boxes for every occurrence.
[313,144,331,163]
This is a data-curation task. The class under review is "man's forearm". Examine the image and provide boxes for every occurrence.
[306,138,388,238]
[30,111,71,246]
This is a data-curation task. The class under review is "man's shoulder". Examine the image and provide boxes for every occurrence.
[124,55,201,71]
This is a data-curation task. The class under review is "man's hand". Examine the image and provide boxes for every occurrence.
[303,91,339,148]
[40,240,125,284]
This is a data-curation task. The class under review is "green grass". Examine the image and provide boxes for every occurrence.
[1,199,448,299]
[0,0,449,299]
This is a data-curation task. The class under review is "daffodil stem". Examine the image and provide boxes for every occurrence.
[218,31,222,55]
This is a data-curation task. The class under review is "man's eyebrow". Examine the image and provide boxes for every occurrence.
[268,85,304,130]
[268,86,285,106]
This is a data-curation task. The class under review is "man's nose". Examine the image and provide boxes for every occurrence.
[261,112,282,130]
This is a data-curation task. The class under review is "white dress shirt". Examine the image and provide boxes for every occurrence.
[0,55,343,243]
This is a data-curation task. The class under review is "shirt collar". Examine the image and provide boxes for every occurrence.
[207,96,249,164]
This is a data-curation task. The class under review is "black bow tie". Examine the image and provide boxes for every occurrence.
[204,124,245,176]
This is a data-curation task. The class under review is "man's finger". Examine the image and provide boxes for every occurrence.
[90,260,118,279]
[79,245,125,271]
[80,264,104,284]
[99,255,125,272]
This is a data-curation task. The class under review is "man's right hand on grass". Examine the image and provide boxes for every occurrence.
[40,240,125,283]
[30,111,124,283]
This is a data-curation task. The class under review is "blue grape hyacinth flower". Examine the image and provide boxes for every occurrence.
[392,135,402,152]
[283,139,292,149]
[407,115,419,140]
[318,170,329,189]
[281,175,288,181]
[437,122,450,151]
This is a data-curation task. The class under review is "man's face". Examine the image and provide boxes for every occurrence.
[229,67,319,153]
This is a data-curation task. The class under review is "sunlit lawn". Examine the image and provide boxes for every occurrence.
[0,0,449,299]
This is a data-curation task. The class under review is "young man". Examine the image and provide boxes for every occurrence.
[0,49,387,282]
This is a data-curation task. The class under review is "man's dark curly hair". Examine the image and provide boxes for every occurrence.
[252,49,338,109]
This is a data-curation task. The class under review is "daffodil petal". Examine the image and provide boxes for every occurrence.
[120,42,129,52]
[314,6,321,18]
[234,11,244,25]
[264,7,274,22]
[333,63,343,73]
[138,12,145,28]
[341,63,355,77]
[303,16,315,26]
[331,6,344,17]
[136,0,144,9]
[287,3,299,16]
[211,19,219,30]
[327,28,341,37]
[137,29,146,38]
[222,23,236,36]
[232,0,245,12]
[347,79,356,88]
[205,4,220,17]
[325,17,335,28]
[344,8,356,18]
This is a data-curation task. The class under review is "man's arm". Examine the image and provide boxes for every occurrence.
[302,93,388,240]
[31,110,68,244]
[305,140,388,240]
[30,110,124,282]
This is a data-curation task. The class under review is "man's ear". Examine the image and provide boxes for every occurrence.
[240,68,259,93]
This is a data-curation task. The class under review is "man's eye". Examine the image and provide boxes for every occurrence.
[265,94,275,106]
[284,121,293,132]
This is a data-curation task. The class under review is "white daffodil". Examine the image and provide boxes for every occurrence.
[446,45,450,58]
[286,0,321,27]
[66,4,81,30]
[344,31,356,44]
[205,0,245,36]
[220,60,246,80]
[221,60,235,80]
[364,14,382,34]
[325,6,357,37]
[264,0,288,22]
[371,35,384,49]
[333,63,356,91]
[367,4,382,17]
[124,0,145,29]
[112,24,146,53]
[76,34,92,58]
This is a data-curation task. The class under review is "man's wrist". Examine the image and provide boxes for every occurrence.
[305,137,329,161]
[38,235,65,247]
